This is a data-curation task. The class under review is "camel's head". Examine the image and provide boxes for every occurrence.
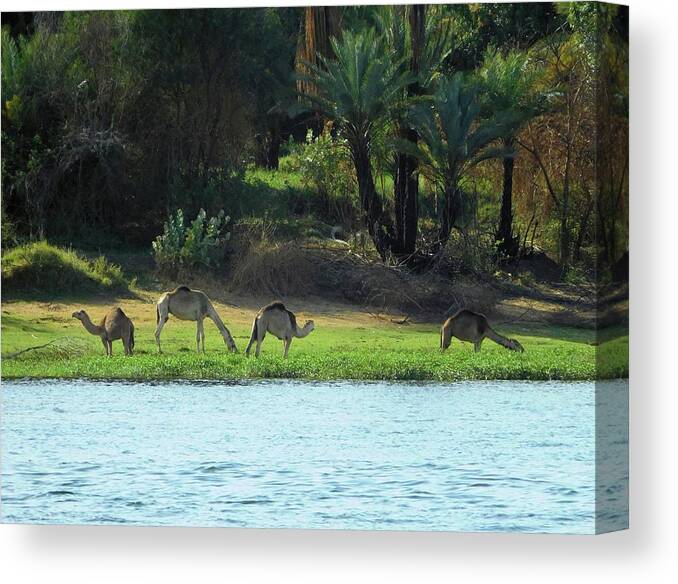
[304,320,315,333]
[71,310,85,321]
[508,338,525,353]
[224,336,238,354]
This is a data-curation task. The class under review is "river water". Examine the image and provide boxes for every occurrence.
[0,379,628,533]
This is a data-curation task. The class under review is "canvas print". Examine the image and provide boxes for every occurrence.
[0,3,628,534]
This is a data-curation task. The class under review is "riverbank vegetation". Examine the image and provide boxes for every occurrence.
[1,296,627,381]
[2,5,628,274]
[1,4,628,382]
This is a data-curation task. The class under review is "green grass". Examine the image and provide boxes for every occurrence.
[2,241,129,298]
[1,307,627,381]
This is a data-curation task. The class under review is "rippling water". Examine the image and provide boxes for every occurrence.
[0,379,628,533]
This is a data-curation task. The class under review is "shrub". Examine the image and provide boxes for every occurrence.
[233,216,338,242]
[441,228,499,275]
[564,264,592,286]
[285,127,358,228]
[1,241,128,296]
[152,208,231,274]
[229,235,316,297]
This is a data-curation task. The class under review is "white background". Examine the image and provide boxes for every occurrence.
[1,0,676,582]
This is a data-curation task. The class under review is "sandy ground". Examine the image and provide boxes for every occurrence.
[1,289,401,335]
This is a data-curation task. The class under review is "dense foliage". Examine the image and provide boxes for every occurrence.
[1,3,628,280]
[1,9,299,244]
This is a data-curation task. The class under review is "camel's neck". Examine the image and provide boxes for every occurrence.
[79,313,104,336]
[207,304,237,349]
[486,328,512,348]
[294,324,313,339]
[208,306,228,336]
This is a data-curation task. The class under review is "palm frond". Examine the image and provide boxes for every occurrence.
[408,73,512,190]
[301,28,413,143]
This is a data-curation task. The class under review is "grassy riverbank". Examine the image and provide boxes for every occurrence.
[1,296,627,382]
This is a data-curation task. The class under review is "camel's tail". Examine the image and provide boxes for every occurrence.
[440,323,451,352]
[245,318,258,356]
[156,306,159,325]
[130,326,135,351]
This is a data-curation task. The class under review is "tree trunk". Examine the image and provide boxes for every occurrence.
[295,6,342,96]
[393,129,419,255]
[393,5,425,257]
[496,139,518,257]
[573,197,593,262]
[265,127,281,170]
[559,208,570,267]
[435,182,459,254]
[596,195,610,266]
[352,143,393,261]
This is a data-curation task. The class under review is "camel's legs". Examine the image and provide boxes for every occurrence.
[106,340,113,357]
[474,339,483,353]
[245,320,258,356]
[101,337,109,356]
[255,328,266,358]
[155,302,169,354]
[196,319,205,353]
[124,331,133,356]
[283,337,292,358]
[155,318,168,353]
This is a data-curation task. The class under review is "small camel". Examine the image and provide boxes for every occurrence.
[440,309,524,353]
[72,307,135,357]
[246,301,315,358]
[155,286,237,353]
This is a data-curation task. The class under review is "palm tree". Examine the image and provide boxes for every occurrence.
[479,48,545,257]
[302,29,412,260]
[295,6,343,97]
[377,5,451,257]
[406,74,518,254]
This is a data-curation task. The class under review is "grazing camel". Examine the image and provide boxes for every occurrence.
[155,286,237,353]
[440,309,524,353]
[72,307,135,357]
[246,301,315,358]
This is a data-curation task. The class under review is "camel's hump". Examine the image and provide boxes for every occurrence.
[174,285,192,293]
[262,300,286,312]
[451,308,483,319]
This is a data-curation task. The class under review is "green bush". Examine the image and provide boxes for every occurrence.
[285,127,358,228]
[152,208,231,274]
[1,241,128,295]
[564,264,592,286]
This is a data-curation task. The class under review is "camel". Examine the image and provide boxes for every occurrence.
[155,286,237,353]
[72,307,135,357]
[440,309,524,353]
[245,301,315,358]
